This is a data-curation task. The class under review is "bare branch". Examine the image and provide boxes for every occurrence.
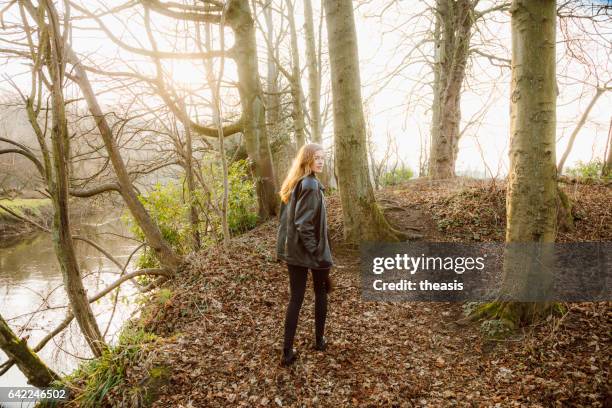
[142,0,223,22]
[470,48,511,68]
[69,182,121,197]
[69,1,227,59]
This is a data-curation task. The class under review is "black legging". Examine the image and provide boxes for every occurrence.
[283,264,329,352]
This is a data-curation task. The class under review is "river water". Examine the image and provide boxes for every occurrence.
[0,210,142,407]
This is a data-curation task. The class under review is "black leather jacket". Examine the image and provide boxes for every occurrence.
[276,173,334,269]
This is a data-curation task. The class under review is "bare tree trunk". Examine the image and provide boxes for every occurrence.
[603,117,612,178]
[428,0,474,179]
[304,0,331,187]
[428,9,442,178]
[262,1,295,188]
[39,0,106,357]
[20,1,106,356]
[203,21,231,246]
[286,0,307,147]
[323,0,403,243]
[506,0,557,243]
[263,3,281,125]
[557,88,605,174]
[304,0,321,144]
[474,0,558,327]
[67,49,182,272]
[227,0,278,219]
[181,101,201,250]
[0,314,59,387]
[18,0,107,359]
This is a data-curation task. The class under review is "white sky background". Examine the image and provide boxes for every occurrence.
[0,0,610,178]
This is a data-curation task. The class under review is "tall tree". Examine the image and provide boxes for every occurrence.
[263,1,282,126]
[506,0,557,247]
[475,0,558,326]
[304,0,321,144]
[303,0,331,187]
[259,0,295,187]
[285,0,307,148]
[226,0,279,218]
[323,0,403,243]
[18,0,107,357]
[428,0,475,179]
[203,20,231,246]
[603,118,612,178]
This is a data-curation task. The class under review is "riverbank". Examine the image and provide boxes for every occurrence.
[0,198,107,246]
[56,179,611,407]
[0,198,53,246]
[1,208,143,404]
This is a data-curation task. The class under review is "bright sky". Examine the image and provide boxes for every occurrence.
[1,0,610,179]
[353,1,612,177]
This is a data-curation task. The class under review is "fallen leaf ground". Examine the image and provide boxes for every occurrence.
[104,179,610,407]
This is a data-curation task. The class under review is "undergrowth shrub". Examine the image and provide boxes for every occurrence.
[61,326,162,407]
[122,181,190,270]
[565,159,610,181]
[381,166,413,186]
[123,159,258,269]
[207,159,258,235]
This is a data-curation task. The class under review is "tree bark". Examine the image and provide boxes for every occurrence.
[476,0,558,326]
[323,0,402,243]
[263,3,281,125]
[603,117,612,177]
[182,106,201,250]
[286,0,307,148]
[204,21,231,246]
[428,0,474,179]
[37,0,107,357]
[304,0,321,144]
[303,0,331,187]
[227,0,278,219]
[506,0,557,243]
[0,314,59,387]
[262,1,294,188]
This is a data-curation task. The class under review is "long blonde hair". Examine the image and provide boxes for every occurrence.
[279,143,324,203]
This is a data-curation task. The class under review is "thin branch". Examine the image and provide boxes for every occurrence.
[69,183,121,197]
[69,1,227,59]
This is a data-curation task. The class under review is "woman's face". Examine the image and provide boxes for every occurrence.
[310,149,325,174]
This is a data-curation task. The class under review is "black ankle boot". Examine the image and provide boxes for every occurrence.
[281,348,298,366]
[314,336,327,351]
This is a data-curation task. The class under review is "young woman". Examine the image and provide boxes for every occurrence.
[276,143,333,367]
